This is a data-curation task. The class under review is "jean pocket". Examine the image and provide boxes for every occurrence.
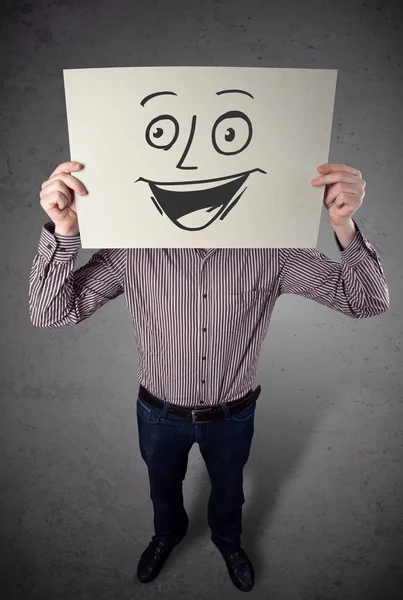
[136,396,162,424]
[231,400,257,422]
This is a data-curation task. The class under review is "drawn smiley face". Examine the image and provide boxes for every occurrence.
[136,89,266,231]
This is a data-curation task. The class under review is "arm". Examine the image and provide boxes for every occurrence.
[278,220,390,319]
[29,221,125,327]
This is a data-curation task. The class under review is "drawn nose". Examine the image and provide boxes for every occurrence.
[176,115,198,170]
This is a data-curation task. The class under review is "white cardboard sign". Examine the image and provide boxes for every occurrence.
[63,67,337,248]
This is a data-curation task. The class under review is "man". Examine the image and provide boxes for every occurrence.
[29,161,389,593]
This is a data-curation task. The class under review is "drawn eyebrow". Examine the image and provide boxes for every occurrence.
[216,89,254,99]
[140,91,178,107]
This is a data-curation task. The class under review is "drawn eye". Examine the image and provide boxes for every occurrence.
[212,111,252,156]
[145,115,179,150]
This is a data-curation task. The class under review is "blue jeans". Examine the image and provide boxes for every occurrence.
[136,392,256,554]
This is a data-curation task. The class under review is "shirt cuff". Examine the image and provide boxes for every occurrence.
[38,221,81,262]
[334,219,378,266]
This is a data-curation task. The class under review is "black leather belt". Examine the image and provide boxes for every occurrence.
[138,384,261,423]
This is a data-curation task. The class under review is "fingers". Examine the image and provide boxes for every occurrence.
[54,191,69,211]
[324,182,358,207]
[318,163,362,178]
[40,180,72,205]
[39,161,87,215]
[41,172,87,196]
[49,161,82,178]
[40,180,72,212]
[40,189,70,212]
[312,172,362,186]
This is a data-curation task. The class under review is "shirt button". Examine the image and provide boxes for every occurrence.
[202,356,206,360]
[202,327,207,332]
[203,293,207,298]
[47,244,51,249]
[201,380,205,384]
[60,247,66,252]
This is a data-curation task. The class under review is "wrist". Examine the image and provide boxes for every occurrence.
[332,218,356,250]
[54,226,80,236]
[331,217,355,233]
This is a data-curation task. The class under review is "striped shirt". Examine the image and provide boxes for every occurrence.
[29,220,389,407]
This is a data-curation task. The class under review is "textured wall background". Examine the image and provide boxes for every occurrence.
[1,0,402,599]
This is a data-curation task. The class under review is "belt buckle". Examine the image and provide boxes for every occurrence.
[191,408,211,424]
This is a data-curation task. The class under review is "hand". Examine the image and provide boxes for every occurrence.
[39,161,87,235]
[311,163,366,229]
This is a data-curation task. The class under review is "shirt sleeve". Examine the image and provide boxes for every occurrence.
[278,220,390,319]
[29,221,125,327]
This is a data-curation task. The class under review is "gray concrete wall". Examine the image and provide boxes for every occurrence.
[1,0,402,598]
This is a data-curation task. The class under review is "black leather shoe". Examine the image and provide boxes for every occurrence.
[136,537,179,583]
[214,545,255,592]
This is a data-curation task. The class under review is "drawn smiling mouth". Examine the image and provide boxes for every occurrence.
[136,168,266,231]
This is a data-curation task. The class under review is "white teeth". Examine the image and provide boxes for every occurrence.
[156,175,241,192]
